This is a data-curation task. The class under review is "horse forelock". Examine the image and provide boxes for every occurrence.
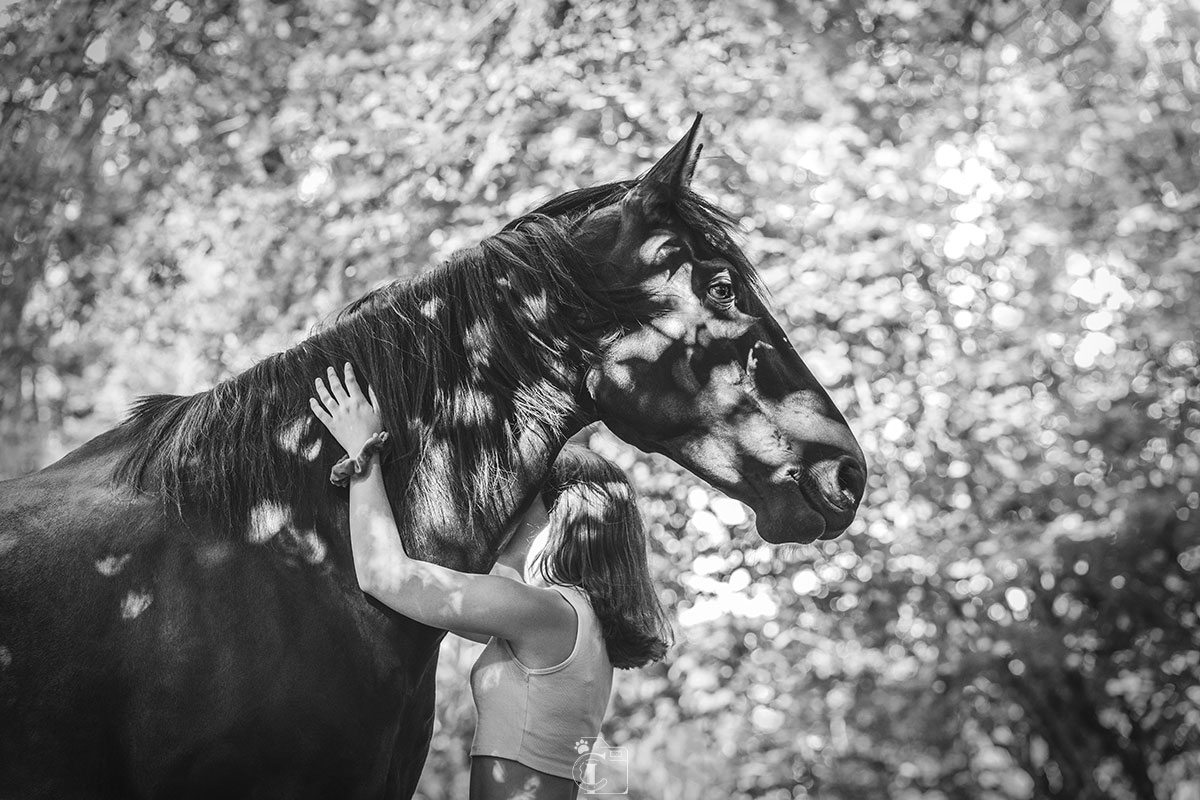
[519,180,767,308]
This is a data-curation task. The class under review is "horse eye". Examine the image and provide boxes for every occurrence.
[707,279,735,305]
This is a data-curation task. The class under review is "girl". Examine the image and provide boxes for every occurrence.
[311,363,670,800]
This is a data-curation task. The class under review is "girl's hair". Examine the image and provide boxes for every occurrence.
[534,445,672,669]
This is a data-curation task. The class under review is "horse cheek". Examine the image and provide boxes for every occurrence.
[588,351,688,446]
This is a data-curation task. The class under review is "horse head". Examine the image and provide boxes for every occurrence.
[571,118,866,544]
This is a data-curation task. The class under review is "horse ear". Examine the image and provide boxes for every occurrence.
[640,114,704,192]
[623,115,704,222]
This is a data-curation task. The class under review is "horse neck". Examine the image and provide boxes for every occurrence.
[108,234,610,580]
[311,266,601,574]
[389,410,581,574]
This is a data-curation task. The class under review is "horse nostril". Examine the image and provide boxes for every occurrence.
[835,457,866,507]
[802,456,865,516]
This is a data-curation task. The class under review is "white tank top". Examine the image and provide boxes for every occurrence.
[469,584,614,779]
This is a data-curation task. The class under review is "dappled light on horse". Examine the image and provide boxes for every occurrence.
[0,117,863,799]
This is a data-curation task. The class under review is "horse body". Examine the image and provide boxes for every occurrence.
[1,428,440,799]
[0,119,866,798]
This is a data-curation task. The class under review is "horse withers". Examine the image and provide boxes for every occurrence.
[0,117,864,799]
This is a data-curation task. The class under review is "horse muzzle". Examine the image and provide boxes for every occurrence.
[791,454,866,539]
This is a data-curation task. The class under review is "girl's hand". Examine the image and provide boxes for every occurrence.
[310,363,383,455]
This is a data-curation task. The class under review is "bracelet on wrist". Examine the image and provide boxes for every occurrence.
[329,431,390,487]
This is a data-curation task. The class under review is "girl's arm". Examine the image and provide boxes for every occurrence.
[311,364,574,643]
[449,564,523,644]
[345,454,572,639]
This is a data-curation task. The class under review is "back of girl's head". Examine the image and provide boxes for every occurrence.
[537,445,672,669]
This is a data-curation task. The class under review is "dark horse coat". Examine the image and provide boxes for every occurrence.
[0,120,866,799]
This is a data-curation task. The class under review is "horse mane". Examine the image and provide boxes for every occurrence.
[110,181,760,550]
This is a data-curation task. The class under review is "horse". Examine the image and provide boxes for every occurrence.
[0,117,865,799]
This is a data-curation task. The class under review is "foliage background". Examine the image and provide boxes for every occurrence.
[3,0,1199,797]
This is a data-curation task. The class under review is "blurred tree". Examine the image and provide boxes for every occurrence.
[0,0,139,471]
[0,0,296,469]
